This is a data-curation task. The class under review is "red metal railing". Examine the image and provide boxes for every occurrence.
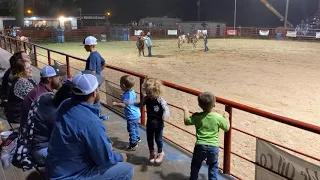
[1,34,319,179]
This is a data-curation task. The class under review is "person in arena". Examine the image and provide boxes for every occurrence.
[4,59,36,124]
[13,81,74,167]
[20,65,65,127]
[204,33,209,52]
[47,71,133,180]
[83,36,107,75]
[143,32,152,57]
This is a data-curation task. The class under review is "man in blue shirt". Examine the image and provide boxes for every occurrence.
[143,32,152,57]
[83,36,107,75]
[47,71,134,180]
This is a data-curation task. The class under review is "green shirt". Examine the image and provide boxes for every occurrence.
[185,112,230,147]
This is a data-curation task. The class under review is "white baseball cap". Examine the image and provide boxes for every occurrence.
[83,36,97,46]
[72,71,104,95]
[40,65,65,78]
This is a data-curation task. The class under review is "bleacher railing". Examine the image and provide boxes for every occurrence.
[0,34,319,179]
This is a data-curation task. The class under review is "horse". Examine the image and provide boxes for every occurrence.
[178,32,203,50]
[136,36,145,57]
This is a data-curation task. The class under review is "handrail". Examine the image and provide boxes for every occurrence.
[1,34,319,179]
[21,37,319,134]
[19,35,319,135]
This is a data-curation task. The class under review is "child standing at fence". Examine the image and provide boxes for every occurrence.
[136,77,169,164]
[113,75,141,150]
[183,92,230,180]
[83,36,107,75]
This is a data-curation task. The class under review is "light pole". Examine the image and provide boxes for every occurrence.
[233,0,237,30]
[197,0,200,21]
[284,0,289,28]
[78,8,83,27]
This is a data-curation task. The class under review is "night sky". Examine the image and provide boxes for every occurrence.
[26,0,320,27]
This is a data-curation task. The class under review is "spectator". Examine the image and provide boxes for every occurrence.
[4,60,36,124]
[113,75,141,150]
[47,71,133,180]
[83,36,107,75]
[183,92,230,180]
[0,51,31,102]
[143,33,152,57]
[13,81,74,167]
[20,65,65,127]
[136,77,169,164]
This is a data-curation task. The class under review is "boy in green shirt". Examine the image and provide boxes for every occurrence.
[183,92,230,180]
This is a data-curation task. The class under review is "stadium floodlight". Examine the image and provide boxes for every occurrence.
[59,16,66,22]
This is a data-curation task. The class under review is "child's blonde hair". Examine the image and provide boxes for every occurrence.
[142,77,164,98]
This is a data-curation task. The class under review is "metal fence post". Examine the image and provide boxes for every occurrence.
[47,50,51,65]
[23,42,27,52]
[15,39,18,52]
[66,55,71,78]
[140,77,146,126]
[33,46,38,68]
[9,38,12,53]
[4,37,7,50]
[223,105,233,175]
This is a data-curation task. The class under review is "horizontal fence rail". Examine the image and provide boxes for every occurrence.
[0,34,319,179]
[2,26,320,41]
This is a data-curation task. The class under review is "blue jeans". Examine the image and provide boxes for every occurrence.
[190,145,219,180]
[31,147,48,165]
[79,162,134,180]
[127,119,140,144]
[204,42,209,52]
[146,127,163,153]
[147,47,152,57]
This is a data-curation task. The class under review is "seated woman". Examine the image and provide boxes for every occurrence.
[0,51,31,103]
[4,59,36,124]
[13,81,74,167]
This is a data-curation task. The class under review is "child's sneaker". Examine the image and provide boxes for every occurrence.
[127,143,138,151]
[155,151,165,164]
[149,151,157,163]
[137,137,141,143]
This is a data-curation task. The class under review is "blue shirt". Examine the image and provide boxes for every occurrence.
[143,37,152,47]
[122,90,141,120]
[46,98,123,180]
[85,51,105,75]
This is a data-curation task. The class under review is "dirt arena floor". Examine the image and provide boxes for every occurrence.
[35,39,320,179]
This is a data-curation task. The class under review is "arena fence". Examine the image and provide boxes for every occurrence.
[3,26,320,42]
[0,34,319,179]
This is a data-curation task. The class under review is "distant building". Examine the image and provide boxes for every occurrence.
[139,17,181,27]
[0,16,78,30]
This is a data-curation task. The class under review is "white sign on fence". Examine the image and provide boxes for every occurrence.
[286,31,297,37]
[316,32,320,38]
[134,30,143,36]
[227,30,237,36]
[259,30,270,36]
[167,30,178,35]
[255,139,320,180]
[198,30,208,34]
